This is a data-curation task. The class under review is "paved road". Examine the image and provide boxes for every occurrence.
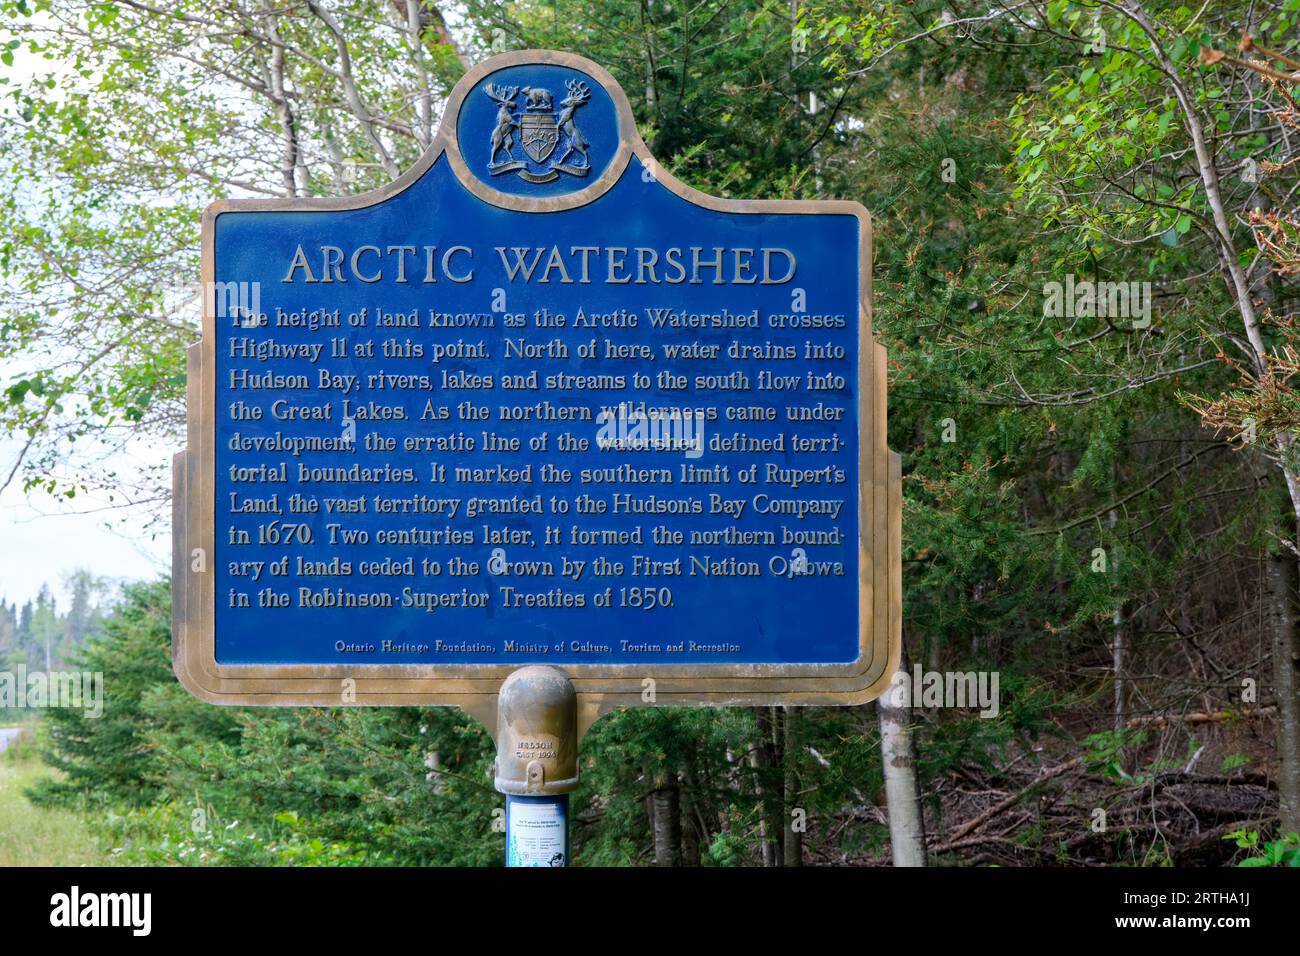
[0,727,25,753]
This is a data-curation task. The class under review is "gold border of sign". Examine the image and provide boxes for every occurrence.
[173,49,901,733]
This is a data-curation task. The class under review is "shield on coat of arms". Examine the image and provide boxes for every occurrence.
[520,113,559,164]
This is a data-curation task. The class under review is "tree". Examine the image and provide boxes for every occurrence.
[997,0,1300,838]
[0,0,466,515]
[62,568,107,647]
[809,0,1297,855]
[8,0,1295,863]
[29,579,178,806]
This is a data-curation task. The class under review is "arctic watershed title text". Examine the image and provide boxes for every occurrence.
[281,243,801,286]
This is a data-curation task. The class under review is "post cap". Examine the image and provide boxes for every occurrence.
[494,665,579,795]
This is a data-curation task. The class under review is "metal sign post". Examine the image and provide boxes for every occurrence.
[494,666,578,866]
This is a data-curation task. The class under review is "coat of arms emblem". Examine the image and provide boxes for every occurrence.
[486,80,591,184]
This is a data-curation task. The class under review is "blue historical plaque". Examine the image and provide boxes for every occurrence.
[173,50,900,715]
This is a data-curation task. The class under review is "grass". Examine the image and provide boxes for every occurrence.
[0,733,113,866]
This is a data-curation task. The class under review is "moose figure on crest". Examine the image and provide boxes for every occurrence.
[555,79,591,169]
[486,83,520,167]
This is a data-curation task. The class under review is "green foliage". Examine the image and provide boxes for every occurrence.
[1221,753,1250,773]
[0,736,111,866]
[1082,729,1148,781]
[27,580,178,807]
[5,0,1297,865]
[29,582,503,864]
[1223,829,1300,867]
[702,830,749,866]
[32,582,899,866]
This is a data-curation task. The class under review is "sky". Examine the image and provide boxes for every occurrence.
[0,431,171,608]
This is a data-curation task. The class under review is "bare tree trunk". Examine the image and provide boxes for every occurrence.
[768,706,786,863]
[259,2,300,197]
[681,796,701,866]
[782,705,803,866]
[745,746,773,865]
[1109,510,1126,736]
[423,750,444,793]
[681,760,710,865]
[652,771,682,866]
[879,670,927,866]
[1247,449,1300,834]
[403,0,433,147]
[1265,539,1300,834]
[388,0,469,70]
[748,706,781,865]
[306,0,401,180]
[1112,605,1126,730]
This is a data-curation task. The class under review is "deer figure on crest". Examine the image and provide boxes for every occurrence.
[486,84,519,166]
[555,80,590,167]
